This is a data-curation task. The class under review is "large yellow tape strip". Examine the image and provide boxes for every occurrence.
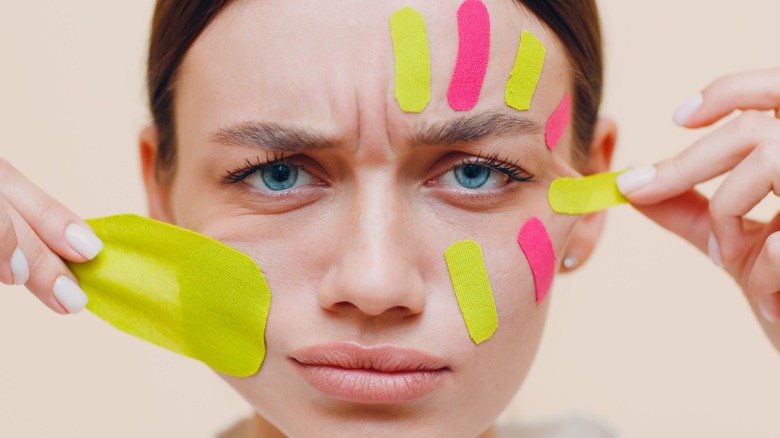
[391,6,432,113]
[67,215,271,377]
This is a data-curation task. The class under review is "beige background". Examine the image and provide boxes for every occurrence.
[0,1,778,436]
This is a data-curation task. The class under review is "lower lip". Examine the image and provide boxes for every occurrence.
[292,361,450,405]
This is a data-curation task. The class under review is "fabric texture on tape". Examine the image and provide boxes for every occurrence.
[67,214,271,377]
[517,218,556,304]
[505,31,546,112]
[391,6,431,113]
[444,240,499,344]
[545,93,571,151]
[447,0,491,111]
[549,171,629,215]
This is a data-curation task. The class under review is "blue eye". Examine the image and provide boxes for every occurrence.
[246,163,313,191]
[440,163,509,190]
[262,164,298,190]
[454,164,491,189]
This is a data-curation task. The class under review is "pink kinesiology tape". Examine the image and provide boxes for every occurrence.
[448,0,491,111]
[545,93,571,151]
[517,217,556,304]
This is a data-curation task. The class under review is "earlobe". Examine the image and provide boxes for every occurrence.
[139,125,174,223]
[560,117,618,273]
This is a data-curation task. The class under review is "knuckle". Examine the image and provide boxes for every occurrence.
[755,142,780,167]
[25,244,54,285]
[764,232,780,262]
[734,110,766,132]
[0,158,13,184]
[708,194,728,218]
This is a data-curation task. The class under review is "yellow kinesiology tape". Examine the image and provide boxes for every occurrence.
[67,215,271,377]
[445,240,499,345]
[548,171,629,215]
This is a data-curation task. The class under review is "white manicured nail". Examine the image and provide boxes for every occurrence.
[616,166,657,195]
[65,224,104,260]
[673,93,703,126]
[10,247,29,285]
[708,233,724,268]
[53,276,88,314]
[759,303,776,324]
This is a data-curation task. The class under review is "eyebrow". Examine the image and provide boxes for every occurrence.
[210,111,543,153]
[413,112,543,146]
[210,122,334,153]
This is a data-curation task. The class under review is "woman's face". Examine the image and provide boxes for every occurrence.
[142,0,609,435]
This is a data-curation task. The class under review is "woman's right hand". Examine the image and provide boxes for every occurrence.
[0,158,102,314]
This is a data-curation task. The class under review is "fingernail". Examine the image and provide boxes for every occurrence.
[673,93,703,126]
[708,232,724,268]
[53,276,88,314]
[758,303,777,324]
[759,303,776,324]
[65,224,104,260]
[616,165,657,195]
[10,247,29,286]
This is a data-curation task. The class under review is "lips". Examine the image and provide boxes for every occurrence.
[290,342,451,404]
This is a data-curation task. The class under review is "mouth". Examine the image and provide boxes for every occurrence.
[289,341,452,405]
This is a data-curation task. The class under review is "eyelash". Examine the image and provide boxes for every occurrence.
[459,151,535,183]
[219,151,535,186]
[220,152,296,185]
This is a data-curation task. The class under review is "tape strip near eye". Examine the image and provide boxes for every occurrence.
[549,172,629,215]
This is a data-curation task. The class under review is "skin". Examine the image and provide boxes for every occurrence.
[141,0,611,435]
[1,0,779,436]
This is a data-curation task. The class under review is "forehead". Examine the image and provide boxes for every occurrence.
[178,0,571,146]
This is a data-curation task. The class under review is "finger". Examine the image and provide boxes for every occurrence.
[0,159,103,263]
[679,67,780,128]
[708,141,780,264]
[622,111,780,205]
[0,197,22,285]
[746,231,780,324]
[631,189,711,255]
[7,202,88,315]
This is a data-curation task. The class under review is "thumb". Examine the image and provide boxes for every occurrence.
[629,189,712,256]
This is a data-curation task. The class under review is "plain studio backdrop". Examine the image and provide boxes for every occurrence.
[0,1,777,436]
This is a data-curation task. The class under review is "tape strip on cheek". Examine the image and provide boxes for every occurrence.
[505,31,546,112]
[548,171,629,215]
[517,218,556,304]
[67,214,271,378]
[447,0,491,111]
[391,6,432,113]
[546,93,571,151]
[445,240,499,345]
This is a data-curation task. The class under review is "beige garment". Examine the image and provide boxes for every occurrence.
[218,415,620,438]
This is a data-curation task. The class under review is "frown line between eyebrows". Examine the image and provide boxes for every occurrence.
[413,112,543,147]
[210,121,335,153]
[209,113,543,154]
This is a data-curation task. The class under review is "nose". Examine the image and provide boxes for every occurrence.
[317,180,426,318]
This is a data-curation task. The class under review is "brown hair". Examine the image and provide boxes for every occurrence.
[147,0,603,181]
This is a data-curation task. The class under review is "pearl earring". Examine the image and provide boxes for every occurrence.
[563,256,578,269]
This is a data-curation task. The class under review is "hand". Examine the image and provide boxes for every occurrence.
[615,67,780,350]
[0,159,102,314]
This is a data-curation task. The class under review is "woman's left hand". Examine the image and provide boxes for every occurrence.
[616,67,780,350]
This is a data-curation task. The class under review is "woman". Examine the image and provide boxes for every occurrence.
[2,0,779,435]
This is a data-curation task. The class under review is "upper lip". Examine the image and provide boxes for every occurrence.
[290,341,450,372]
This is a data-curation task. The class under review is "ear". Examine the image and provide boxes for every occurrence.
[559,117,617,273]
[139,125,175,223]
